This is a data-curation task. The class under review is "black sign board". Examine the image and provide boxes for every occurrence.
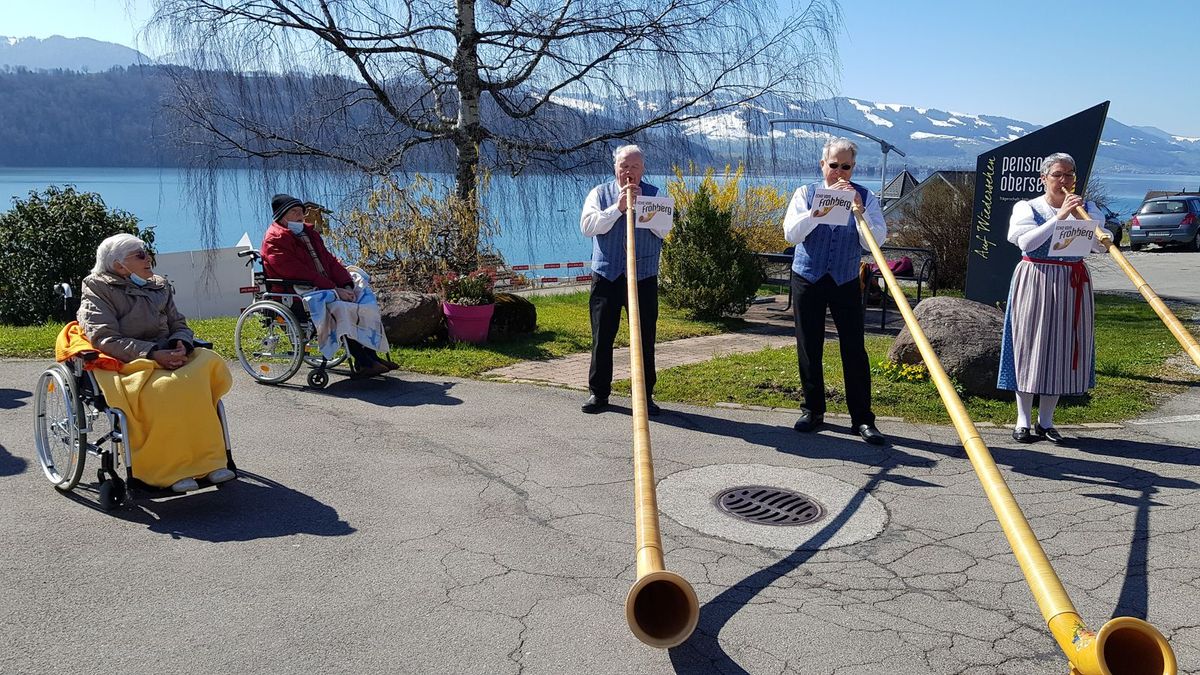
[963,102,1109,306]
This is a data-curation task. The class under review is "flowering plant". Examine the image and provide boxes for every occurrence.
[871,359,929,383]
[433,268,496,306]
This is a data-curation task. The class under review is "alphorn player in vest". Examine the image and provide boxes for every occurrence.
[782,137,888,445]
[578,144,668,415]
[997,153,1112,444]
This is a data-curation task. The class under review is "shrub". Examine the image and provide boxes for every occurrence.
[0,186,154,325]
[892,174,973,290]
[327,174,498,292]
[667,162,789,253]
[660,182,761,319]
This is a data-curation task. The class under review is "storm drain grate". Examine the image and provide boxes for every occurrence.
[714,486,824,526]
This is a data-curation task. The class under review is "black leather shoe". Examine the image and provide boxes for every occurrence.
[793,411,824,432]
[581,394,609,414]
[855,424,887,445]
[647,399,662,417]
[1012,427,1035,443]
[1035,425,1063,443]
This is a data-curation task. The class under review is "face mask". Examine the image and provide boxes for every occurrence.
[118,261,150,287]
[286,221,305,234]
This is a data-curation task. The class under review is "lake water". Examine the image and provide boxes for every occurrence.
[2,167,1197,262]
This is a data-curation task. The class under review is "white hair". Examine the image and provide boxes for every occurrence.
[1040,153,1075,175]
[612,144,644,164]
[822,137,858,160]
[92,233,147,276]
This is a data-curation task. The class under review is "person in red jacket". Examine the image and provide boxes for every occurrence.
[261,193,393,377]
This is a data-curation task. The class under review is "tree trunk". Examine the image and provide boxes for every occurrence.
[454,0,483,203]
[453,0,483,263]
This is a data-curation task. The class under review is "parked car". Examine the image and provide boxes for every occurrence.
[1128,197,1200,251]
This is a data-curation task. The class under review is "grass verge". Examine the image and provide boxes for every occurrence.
[614,294,1199,425]
[1,291,742,380]
[5,292,1194,425]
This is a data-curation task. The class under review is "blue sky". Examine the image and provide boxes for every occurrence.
[7,0,1199,136]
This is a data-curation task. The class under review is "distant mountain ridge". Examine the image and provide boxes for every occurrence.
[0,37,1197,174]
[667,94,1200,174]
[0,35,151,71]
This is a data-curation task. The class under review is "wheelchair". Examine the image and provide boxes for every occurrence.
[234,249,350,389]
[33,342,235,511]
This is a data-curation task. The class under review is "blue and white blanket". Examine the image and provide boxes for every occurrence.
[302,267,390,359]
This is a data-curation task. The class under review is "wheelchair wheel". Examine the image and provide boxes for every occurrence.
[98,477,126,511]
[33,364,86,490]
[303,337,349,369]
[306,369,329,389]
[235,300,305,384]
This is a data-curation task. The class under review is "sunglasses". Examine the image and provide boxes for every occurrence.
[1048,171,1076,179]
[827,162,854,171]
[126,251,149,261]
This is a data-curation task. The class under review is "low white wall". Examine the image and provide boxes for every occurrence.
[156,246,256,319]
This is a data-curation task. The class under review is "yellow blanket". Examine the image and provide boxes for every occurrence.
[91,349,233,488]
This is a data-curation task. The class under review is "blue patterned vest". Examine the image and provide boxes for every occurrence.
[791,182,871,285]
[591,180,662,281]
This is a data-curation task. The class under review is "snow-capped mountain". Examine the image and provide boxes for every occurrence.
[0,36,151,72]
[665,95,1200,174]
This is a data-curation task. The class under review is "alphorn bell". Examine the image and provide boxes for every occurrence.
[621,181,699,648]
[1063,184,1200,368]
[851,204,1176,675]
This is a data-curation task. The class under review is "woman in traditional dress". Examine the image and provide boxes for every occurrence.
[997,153,1112,443]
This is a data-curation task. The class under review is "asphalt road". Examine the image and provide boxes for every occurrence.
[1090,247,1200,303]
[2,357,1198,674]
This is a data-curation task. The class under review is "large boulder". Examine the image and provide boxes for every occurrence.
[378,290,444,345]
[490,292,537,340]
[887,296,1005,398]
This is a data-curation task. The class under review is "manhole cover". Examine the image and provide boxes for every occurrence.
[715,486,824,526]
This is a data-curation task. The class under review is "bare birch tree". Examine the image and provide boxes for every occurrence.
[146,0,841,257]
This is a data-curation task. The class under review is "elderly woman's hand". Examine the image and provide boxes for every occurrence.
[152,344,188,370]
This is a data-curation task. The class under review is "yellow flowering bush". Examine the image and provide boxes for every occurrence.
[666,162,789,253]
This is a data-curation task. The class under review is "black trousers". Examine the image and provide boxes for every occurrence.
[791,272,875,426]
[589,274,658,399]
[345,338,378,364]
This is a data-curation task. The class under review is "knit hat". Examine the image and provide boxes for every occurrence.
[271,193,304,223]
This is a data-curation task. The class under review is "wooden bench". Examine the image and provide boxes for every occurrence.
[860,246,938,329]
[756,246,938,327]
[757,250,795,309]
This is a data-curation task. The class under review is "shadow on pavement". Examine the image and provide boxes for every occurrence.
[0,387,31,410]
[314,377,462,408]
[0,442,29,477]
[660,410,1197,673]
[90,471,356,542]
[1071,436,1200,468]
[1083,489,1164,621]
[669,461,915,674]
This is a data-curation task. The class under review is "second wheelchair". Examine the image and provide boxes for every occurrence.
[234,249,349,388]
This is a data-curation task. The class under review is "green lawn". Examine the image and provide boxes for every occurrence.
[614,294,1199,425]
[393,291,743,377]
[1,291,743,380]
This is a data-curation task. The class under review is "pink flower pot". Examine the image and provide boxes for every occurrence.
[443,301,495,344]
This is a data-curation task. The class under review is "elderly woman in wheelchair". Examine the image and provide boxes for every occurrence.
[34,233,235,509]
[232,193,393,388]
